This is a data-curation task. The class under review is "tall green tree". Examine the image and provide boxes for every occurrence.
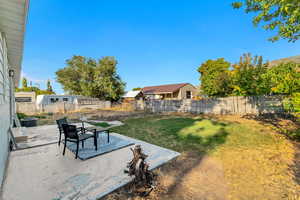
[198,58,232,97]
[93,56,126,101]
[56,56,125,101]
[266,62,300,94]
[231,53,270,96]
[46,79,54,93]
[22,77,28,88]
[232,0,300,42]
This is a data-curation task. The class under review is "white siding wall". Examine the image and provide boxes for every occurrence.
[0,32,11,187]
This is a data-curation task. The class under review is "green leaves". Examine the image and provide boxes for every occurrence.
[232,0,300,42]
[22,77,28,88]
[46,80,53,93]
[56,56,125,101]
[267,62,300,94]
[17,77,55,95]
[198,53,300,97]
[198,58,232,97]
[232,2,243,9]
[231,54,270,96]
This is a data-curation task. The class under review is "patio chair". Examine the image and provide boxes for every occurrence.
[56,118,85,146]
[61,124,98,159]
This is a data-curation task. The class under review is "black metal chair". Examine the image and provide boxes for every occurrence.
[56,118,85,146]
[61,124,98,159]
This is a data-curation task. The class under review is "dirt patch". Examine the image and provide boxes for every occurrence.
[293,142,300,185]
[104,152,228,200]
[35,110,151,126]
[242,113,300,141]
[104,114,300,200]
[167,155,228,200]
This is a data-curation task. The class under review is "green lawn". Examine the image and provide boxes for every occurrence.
[111,115,277,154]
[110,115,300,199]
[90,122,110,128]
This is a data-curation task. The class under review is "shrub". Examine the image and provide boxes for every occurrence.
[17,113,27,120]
[283,93,300,117]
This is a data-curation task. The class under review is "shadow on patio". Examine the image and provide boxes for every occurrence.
[1,122,180,200]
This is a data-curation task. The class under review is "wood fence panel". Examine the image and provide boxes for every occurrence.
[140,95,284,115]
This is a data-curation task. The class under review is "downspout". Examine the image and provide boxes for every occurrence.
[8,69,15,127]
[8,69,17,150]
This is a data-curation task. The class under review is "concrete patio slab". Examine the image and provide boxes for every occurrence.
[65,134,134,160]
[13,122,123,149]
[1,133,180,200]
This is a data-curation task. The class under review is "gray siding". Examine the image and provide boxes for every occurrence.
[0,32,11,187]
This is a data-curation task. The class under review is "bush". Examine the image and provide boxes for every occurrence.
[283,93,300,117]
[17,113,27,120]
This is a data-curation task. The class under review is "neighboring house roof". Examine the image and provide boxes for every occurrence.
[0,0,29,85]
[122,90,141,98]
[142,83,192,94]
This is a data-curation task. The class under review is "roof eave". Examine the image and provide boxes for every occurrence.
[0,0,29,86]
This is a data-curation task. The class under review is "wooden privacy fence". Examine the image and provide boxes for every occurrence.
[138,96,285,115]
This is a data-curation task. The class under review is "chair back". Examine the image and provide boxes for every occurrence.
[62,124,79,139]
[56,118,68,132]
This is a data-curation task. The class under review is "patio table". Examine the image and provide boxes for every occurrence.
[84,126,110,143]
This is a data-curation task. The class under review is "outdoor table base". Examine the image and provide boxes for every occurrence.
[85,127,110,145]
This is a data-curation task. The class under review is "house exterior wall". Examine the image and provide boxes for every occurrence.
[178,84,196,99]
[0,32,11,187]
[143,84,196,100]
[161,91,179,100]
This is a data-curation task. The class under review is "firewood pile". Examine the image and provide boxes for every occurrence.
[124,145,156,196]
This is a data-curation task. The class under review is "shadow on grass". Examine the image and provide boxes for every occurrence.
[109,116,230,199]
[155,118,229,198]
[154,117,229,153]
[243,113,300,187]
[243,113,300,141]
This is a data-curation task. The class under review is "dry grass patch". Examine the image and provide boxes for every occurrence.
[106,114,300,200]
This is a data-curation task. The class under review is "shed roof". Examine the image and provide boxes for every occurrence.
[142,83,192,94]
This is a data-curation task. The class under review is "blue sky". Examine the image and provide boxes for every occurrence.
[22,0,300,94]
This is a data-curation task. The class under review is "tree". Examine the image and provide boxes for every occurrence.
[132,87,142,91]
[266,62,300,94]
[232,0,300,42]
[22,77,28,88]
[198,58,232,97]
[16,77,55,95]
[56,56,126,101]
[16,86,55,95]
[231,53,270,96]
[93,57,126,101]
[46,79,54,93]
